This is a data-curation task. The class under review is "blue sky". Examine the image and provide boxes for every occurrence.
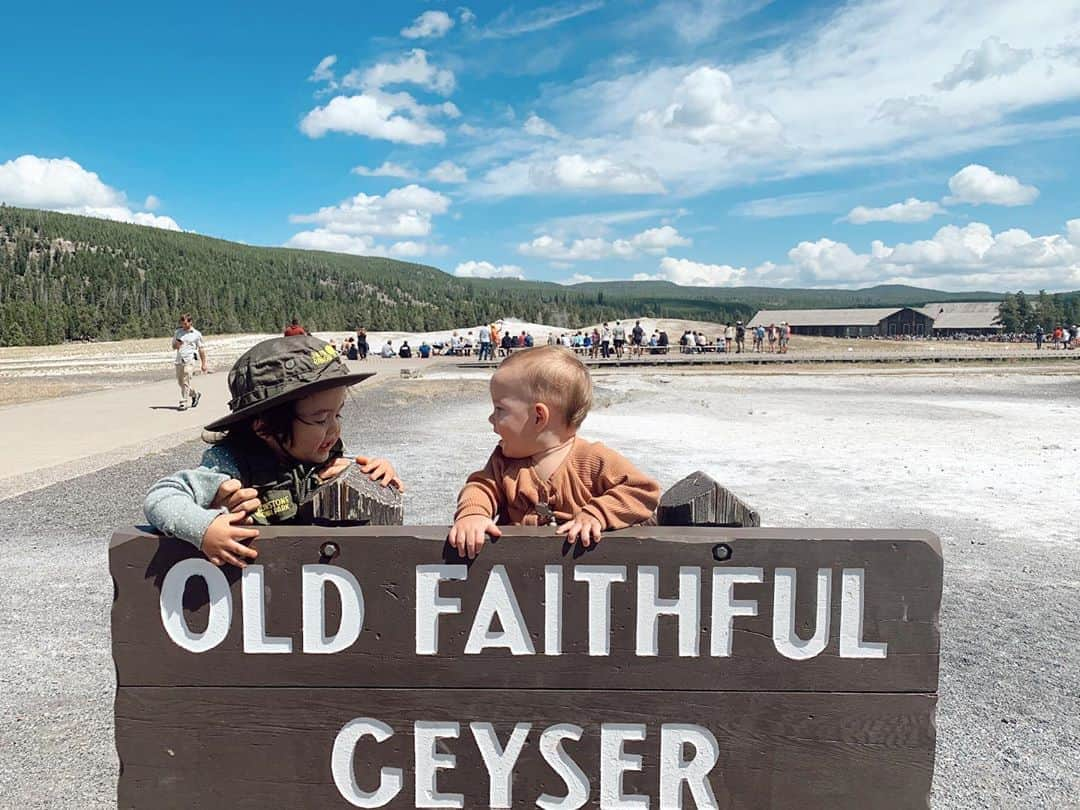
[2,0,1079,291]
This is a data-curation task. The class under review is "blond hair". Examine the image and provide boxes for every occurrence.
[499,345,593,429]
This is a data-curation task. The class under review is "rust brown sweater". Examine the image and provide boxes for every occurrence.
[455,437,660,528]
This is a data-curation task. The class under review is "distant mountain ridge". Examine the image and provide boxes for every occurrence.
[0,205,1067,346]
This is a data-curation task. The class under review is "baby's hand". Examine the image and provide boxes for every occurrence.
[355,456,405,491]
[202,512,260,568]
[448,515,502,559]
[316,457,352,482]
[557,512,604,547]
[210,478,260,520]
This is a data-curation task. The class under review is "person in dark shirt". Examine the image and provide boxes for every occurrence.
[399,341,412,358]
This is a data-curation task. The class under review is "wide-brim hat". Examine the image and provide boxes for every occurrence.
[205,335,374,431]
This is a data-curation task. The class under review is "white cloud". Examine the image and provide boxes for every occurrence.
[638,257,748,286]
[459,7,477,26]
[936,36,1033,91]
[454,260,526,279]
[635,66,782,146]
[347,49,455,96]
[402,10,455,39]
[945,164,1039,206]
[289,184,450,239]
[844,198,946,224]
[532,154,666,194]
[309,54,338,83]
[0,155,180,230]
[300,91,451,144]
[732,191,845,219]
[428,161,468,183]
[560,273,596,284]
[143,194,161,210]
[518,224,690,261]
[767,220,1080,290]
[284,229,434,259]
[524,114,560,138]
[480,2,604,38]
[352,161,417,179]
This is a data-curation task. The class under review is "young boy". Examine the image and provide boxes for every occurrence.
[449,345,660,558]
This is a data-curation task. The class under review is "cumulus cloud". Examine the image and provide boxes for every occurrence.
[518,225,689,261]
[402,10,455,39]
[844,198,946,224]
[347,49,455,96]
[143,194,161,210]
[288,183,451,258]
[530,154,666,194]
[459,7,477,26]
[0,155,180,230]
[945,164,1039,206]
[300,90,453,144]
[454,260,526,279]
[636,257,748,286]
[524,114,560,138]
[559,273,596,284]
[635,66,782,145]
[770,220,1080,290]
[352,161,417,179]
[936,36,1033,91]
[428,160,468,183]
[309,54,338,83]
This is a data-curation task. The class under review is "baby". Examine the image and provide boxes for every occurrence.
[450,345,660,558]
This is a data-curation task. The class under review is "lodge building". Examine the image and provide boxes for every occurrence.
[747,301,1002,338]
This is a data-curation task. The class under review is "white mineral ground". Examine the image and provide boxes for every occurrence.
[0,319,1077,807]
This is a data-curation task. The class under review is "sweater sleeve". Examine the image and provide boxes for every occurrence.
[143,446,241,548]
[578,447,661,530]
[454,450,505,521]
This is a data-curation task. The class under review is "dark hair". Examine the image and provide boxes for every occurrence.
[212,400,296,448]
[291,317,300,325]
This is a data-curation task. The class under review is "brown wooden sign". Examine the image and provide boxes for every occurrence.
[111,526,942,808]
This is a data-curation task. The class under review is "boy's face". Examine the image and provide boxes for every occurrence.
[284,386,347,464]
[488,369,542,458]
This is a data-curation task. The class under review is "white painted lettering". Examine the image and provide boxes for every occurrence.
[302,564,364,654]
[840,568,888,659]
[331,718,403,807]
[470,722,531,808]
[544,565,563,656]
[414,721,463,808]
[415,564,467,655]
[636,566,701,657]
[573,565,627,656]
[772,567,832,660]
[659,724,720,809]
[241,565,292,654]
[464,565,535,655]
[709,568,762,657]
[160,558,231,653]
[599,723,648,809]
[537,723,589,810]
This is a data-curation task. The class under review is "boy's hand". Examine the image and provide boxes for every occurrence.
[202,512,259,568]
[557,512,604,547]
[316,457,353,482]
[210,478,260,521]
[356,456,405,491]
[448,515,502,559]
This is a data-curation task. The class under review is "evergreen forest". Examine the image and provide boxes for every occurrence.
[1,204,1076,346]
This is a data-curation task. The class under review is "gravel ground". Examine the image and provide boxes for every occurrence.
[0,369,1077,808]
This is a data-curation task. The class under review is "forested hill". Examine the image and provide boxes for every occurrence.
[0,204,1051,346]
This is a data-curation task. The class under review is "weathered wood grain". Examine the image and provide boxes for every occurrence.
[111,527,941,692]
[657,472,761,527]
[116,687,936,809]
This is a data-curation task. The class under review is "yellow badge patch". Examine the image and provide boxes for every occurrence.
[255,494,294,520]
[311,344,339,366]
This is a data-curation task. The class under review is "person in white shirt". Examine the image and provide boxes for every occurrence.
[172,313,207,411]
[380,340,395,358]
[478,324,492,361]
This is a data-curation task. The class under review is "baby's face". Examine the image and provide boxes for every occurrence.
[488,369,542,458]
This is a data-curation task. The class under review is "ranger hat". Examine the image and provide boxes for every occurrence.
[205,335,374,431]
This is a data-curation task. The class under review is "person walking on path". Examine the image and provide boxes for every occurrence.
[724,323,735,353]
[735,321,746,353]
[173,313,208,411]
[1035,324,1044,350]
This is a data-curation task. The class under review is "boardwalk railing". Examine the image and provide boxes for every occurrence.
[111,525,942,809]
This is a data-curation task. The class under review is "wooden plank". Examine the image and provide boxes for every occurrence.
[111,527,941,692]
[657,472,761,527]
[116,687,935,809]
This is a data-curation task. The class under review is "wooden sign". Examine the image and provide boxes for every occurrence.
[111,526,942,809]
